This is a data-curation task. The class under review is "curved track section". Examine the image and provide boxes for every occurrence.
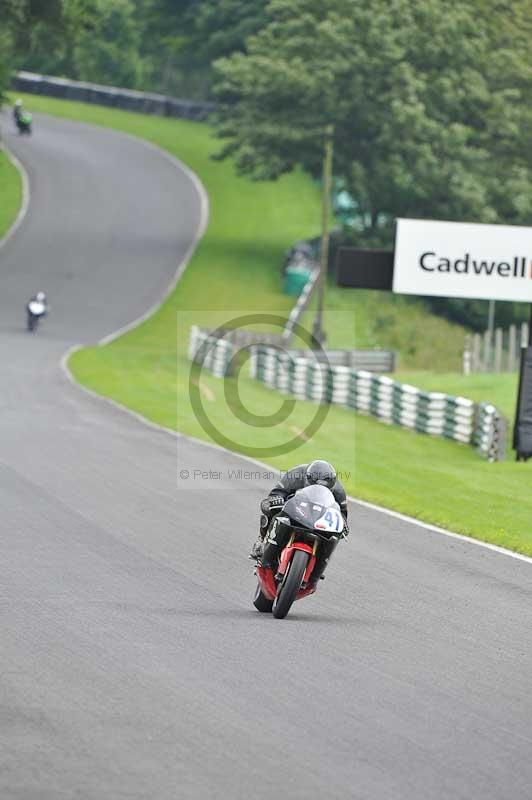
[1,113,532,800]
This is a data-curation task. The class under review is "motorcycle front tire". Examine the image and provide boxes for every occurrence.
[272,549,309,619]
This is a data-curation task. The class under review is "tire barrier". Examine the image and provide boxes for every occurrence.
[188,326,234,377]
[11,71,215,122]
[250,345,507,461]
[474,403,508,462]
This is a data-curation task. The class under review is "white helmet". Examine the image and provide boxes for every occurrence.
[15,99,22,107]
[36,292,46,303]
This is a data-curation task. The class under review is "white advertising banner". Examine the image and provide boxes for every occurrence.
[393,218,532,302]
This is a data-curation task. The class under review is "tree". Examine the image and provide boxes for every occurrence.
[16,1,98,78]
[214,0,532,242]
[214,0,358,178]
[139,0,269,98]
[73,0,142,88]
[0,0,64,103]
[193,0,269,62]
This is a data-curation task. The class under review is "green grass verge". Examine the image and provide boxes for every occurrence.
[17,93,532,556]
[303,285,468,371]
[0,147,22,239]
[395,371,518,421]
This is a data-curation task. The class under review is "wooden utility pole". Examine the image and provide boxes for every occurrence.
[312,124,334,347]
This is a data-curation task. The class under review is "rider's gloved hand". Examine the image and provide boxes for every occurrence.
[260,495,285,515]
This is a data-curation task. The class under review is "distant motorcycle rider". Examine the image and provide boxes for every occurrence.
[26,291,48,330]
[250,460,349,578]
[28,291,48,310]
[13,99,23,125]
[13,99,32,135]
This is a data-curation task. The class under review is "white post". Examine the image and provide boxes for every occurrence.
[494,328,503,373]
[463,336,471,375]
[508,324,516,371]
[472,333,481,372]
[483,329,492,372]
[487,300,496,351]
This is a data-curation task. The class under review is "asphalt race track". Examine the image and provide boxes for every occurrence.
[1,113,532,800]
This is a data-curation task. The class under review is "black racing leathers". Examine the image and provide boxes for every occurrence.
[259,464,349,579]
[262,464,348,521]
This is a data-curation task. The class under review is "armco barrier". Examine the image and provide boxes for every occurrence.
[282,267,319,343]
[12,71,215,121]
[250,346,507,461]
[286,348,396,372]
[189,325,395,375]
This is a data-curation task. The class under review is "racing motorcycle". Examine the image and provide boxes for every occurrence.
[16,111,32,135]
[253,484,346,619]
[26,298,46,332]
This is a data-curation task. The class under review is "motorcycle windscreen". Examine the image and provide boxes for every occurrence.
[283,485,341,531]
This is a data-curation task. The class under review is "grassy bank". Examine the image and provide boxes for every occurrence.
[303,285,467,371]
[0,147,22,239]
[18,93,532,556]
[395,372,518,421]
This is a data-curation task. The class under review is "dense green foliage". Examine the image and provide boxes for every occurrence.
[0,0,64,102]
[1,0,269,98]
[12,0,142,88]
[139,0,269,97]
[427,295,530,332]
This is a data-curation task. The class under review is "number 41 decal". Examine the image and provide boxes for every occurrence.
[315,509,343,532]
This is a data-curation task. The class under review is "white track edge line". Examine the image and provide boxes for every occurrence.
[53,118,532,568]
[0,144,30,250]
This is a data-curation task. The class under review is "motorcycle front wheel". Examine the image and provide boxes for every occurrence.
[272,549,309,619]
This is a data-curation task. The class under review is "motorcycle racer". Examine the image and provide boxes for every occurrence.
[250,460,349,577]
[26,291,48,331]
[13,99,23,124]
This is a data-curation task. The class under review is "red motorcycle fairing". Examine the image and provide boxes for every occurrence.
[256,565,277,601]
[256,542,318,602]
[277,542,315,579]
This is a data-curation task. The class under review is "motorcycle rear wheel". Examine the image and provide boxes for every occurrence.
[253,582,274,613]
[272,549,309,619]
